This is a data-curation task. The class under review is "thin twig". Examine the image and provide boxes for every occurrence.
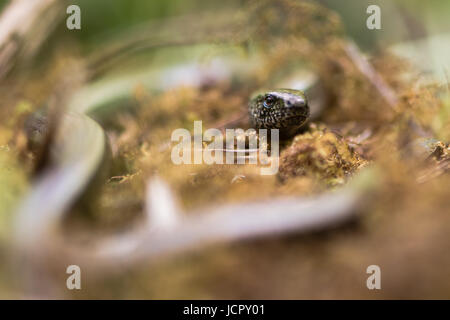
[344,40,399,109]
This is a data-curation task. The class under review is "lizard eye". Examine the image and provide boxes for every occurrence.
[263,95,275,108]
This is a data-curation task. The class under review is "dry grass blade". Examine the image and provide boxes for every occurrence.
[59,169,377,271]
[14,112,107,249]
[0,0,63,79]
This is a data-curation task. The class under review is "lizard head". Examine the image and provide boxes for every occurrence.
[248,89,309,138]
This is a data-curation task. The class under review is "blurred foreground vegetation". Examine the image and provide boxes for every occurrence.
[0,0,449,299]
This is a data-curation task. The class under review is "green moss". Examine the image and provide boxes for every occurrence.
[0,150,28,240]
[278,124,366,186]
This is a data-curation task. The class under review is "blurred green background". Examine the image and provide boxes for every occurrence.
[73,0,450,49]
[2,0,448,49]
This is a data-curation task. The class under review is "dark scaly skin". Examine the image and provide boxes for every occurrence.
[248,89,309,138]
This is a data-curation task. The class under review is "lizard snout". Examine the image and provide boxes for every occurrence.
[285,96,307,109]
